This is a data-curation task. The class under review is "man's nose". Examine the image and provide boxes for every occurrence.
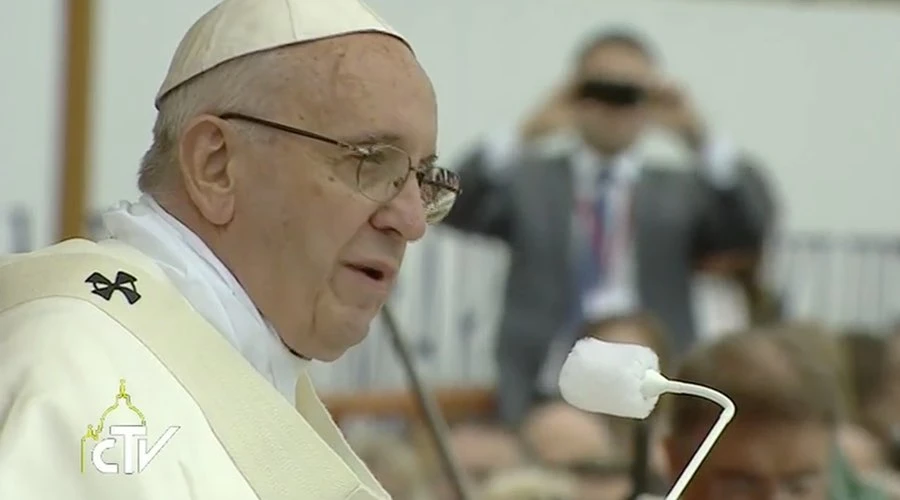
[370,176,427,241]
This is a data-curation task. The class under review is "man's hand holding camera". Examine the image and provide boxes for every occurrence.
[518,75,709,154]
[646,79,707,152]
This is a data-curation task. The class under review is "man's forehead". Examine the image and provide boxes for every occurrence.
[328,36,424,103]
[276,34,433,142]
[279,34,416,95]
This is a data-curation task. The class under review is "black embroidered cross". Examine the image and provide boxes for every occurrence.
[85,271,142,305]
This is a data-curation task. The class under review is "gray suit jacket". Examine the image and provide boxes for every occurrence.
[443,142,776,426]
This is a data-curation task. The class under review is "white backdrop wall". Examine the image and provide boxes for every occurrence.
[2,0,899,391]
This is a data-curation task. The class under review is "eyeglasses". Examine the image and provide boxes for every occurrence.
[218,112,460,224]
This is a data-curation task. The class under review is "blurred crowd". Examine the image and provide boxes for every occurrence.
[345,321,900,500]
[335,25,899,500]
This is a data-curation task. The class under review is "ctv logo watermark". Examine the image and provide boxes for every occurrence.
[80,379,180,474]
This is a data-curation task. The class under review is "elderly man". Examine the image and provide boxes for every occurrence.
[0,0,458,499]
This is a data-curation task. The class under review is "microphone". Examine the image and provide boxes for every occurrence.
[558,337,735,500]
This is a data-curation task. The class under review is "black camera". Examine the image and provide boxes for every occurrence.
[576,80,646,107]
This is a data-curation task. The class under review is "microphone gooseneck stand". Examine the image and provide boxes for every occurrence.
[380,305,474,500]
[628,419,651,500]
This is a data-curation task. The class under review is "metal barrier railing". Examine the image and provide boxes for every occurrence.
[768,233,900,329]
[5,208,899,392]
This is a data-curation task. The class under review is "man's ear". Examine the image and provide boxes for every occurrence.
[178,115,236,226]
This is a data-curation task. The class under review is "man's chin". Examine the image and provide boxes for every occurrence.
[314,308,379,361]
[311,349,346,363]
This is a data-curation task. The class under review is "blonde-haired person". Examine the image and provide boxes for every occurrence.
[664,327,841,500]
[479,467,577,500]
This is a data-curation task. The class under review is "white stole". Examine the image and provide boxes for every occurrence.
[101,195,307,403]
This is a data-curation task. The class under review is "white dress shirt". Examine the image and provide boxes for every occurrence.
[480,128,750,389]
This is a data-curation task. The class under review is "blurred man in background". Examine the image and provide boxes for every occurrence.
[444,27,777,427]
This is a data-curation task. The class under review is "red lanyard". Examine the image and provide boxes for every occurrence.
[577,190,607,277]
[578,184,634,279]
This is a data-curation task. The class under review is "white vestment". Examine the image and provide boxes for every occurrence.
[0,238,390,500]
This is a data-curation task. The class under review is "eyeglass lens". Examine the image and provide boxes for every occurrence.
[355,144,459,224]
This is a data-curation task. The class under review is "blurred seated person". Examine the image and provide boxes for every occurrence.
[665,327,884,500]
[773,324,894,498]
[521,401,632,500]
[578,299,671,373]
[443,26,777,427]
[434,421,526,500]
[540,291,671,394]
[347,429,431,500]
[478,467,577,500]
[577,306,672,485]
[775,324,890,481]
[840,330,900,468]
